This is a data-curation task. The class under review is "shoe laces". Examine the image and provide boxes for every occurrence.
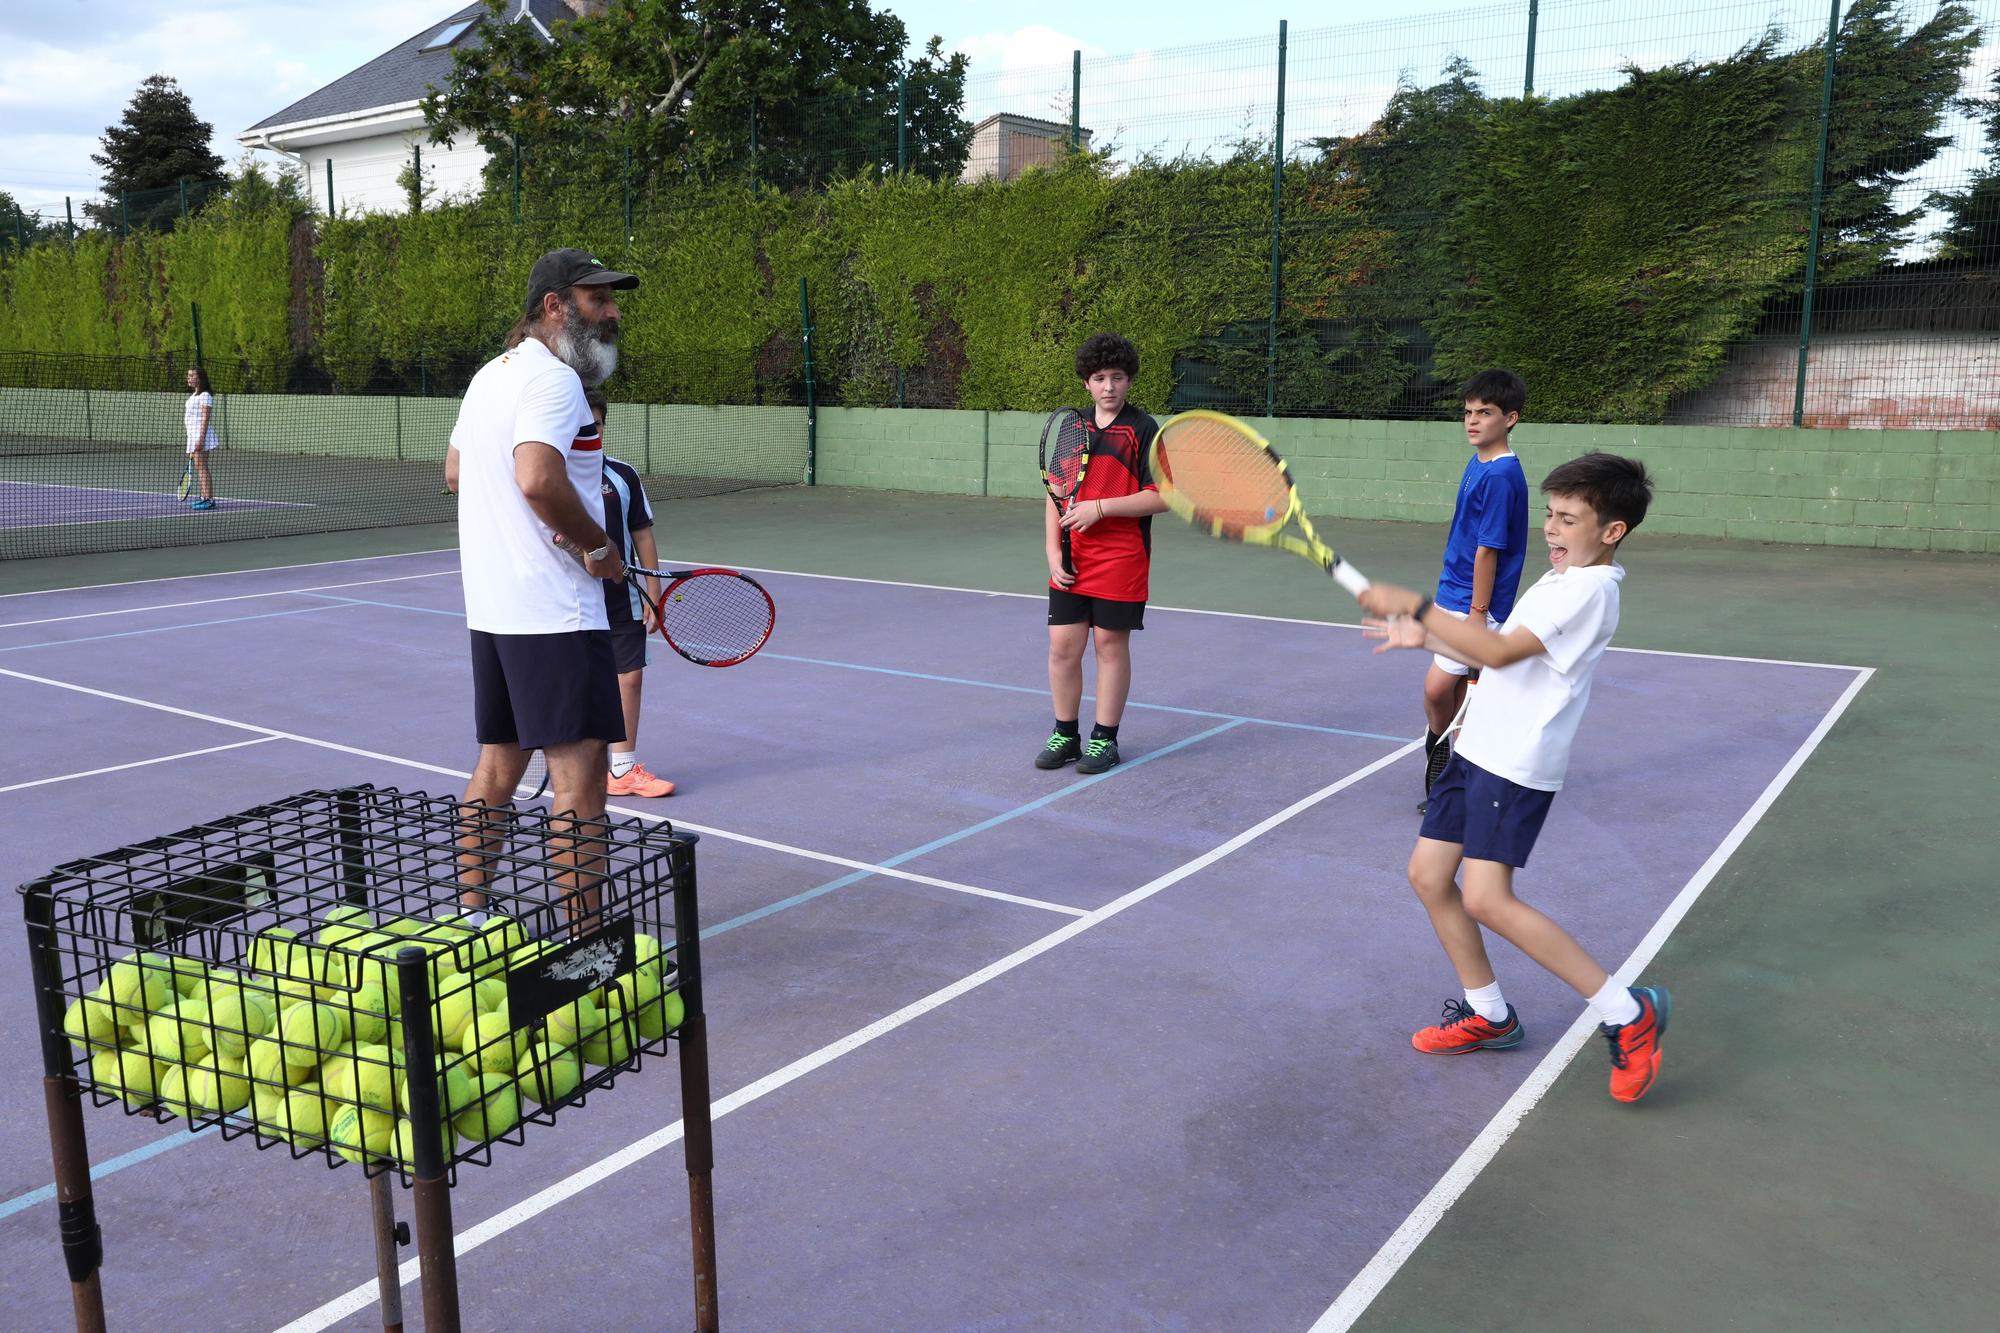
[1084,737,1113,757]
[1599,1020,1630,1068]
[1434,997,1480,1030]
[1045,732,1077,752]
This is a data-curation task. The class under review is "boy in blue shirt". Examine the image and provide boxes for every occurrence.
[1420,370,1531,813]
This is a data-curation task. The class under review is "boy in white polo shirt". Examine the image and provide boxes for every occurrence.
[1357,452,1669,1103]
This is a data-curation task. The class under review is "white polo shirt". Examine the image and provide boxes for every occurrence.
[449,338,607,634]
[1453,562,1625,792]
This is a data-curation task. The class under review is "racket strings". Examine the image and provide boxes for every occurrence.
[1156,419,1292,537]
[660,575,774,664]
[1042,418,1092,499]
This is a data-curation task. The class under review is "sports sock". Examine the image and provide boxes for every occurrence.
[1090,722,1120,741]
[1054,718,1080,739]
[610,751,637,778]
[1464,981,1509,1024]
[1589,979,1642,1028]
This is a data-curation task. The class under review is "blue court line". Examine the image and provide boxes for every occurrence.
[299,594,1410,744]
[0,603,351,654]
[0,1131,198,1223]
[698,718,1246,940]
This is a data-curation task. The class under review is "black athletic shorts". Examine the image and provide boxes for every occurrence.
[470,629,624,749]
[609,621,650,675]
[1047,587,1145,631]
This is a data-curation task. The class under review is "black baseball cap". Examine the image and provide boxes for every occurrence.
[522,248,639,315]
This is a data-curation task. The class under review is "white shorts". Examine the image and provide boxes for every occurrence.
[185,437,219,456]
[1432,606,1499,676]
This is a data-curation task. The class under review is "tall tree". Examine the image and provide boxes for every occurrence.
[1930,66,2000,263]
[421,0,971,195]
[1813,0,1980,279]
[0,190,63,250]
[85,75,227,232]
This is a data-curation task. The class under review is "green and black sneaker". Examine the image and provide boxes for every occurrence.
[1076,735,1121,775]
[1035,731,1082,769]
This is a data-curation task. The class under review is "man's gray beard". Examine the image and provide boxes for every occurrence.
[553,319,619,386]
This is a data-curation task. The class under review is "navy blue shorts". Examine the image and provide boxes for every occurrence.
[470,629,624,749]
[1418,753,1557,868]
[1048,587,1145,631]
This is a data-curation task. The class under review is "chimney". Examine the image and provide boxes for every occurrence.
[565,0,609,17]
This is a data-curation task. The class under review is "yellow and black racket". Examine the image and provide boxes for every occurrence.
[176,457,194,500]
[1039,407,1093,577]
[1149,410,1371,597]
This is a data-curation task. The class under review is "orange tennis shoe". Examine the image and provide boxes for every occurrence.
[1602,985,1669,1102]
[1411,998,1525,1054]
[607,763,676,798]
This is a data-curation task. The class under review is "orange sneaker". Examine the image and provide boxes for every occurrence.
[606,763,675,798]
[1411,998,1525,1054]
[1601,985,1670,1103]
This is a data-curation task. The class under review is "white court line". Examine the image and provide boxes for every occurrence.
[0,737,279,793]
[0,570,457,630]
[271,739,1421,1333]
[1308,664,1875,1333]
[0,547,457,600]
[4,546,1862,673]
[0,665,1064,917]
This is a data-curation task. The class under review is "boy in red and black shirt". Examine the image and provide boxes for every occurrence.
[1037,332,1167,775]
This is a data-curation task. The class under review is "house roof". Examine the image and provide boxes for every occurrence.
[969,113,1088,137]
[245,0,571,133]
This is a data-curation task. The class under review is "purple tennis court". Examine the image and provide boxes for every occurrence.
[0,478,304,529]
[0,548,1865,1330]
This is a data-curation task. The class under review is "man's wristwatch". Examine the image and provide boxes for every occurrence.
[585,542,612,562]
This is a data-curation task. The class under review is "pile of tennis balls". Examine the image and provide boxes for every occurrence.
[63,905,683,1172]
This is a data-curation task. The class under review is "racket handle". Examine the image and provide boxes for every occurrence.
[1328,560,1370,598]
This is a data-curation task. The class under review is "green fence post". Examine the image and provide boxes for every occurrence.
[1524,0,1540,96]
[64,197,75,246]
[413,143,423,212]
[395,394,404,460]
[801,277,817,486]
[13,204,23,252]
[1794,0,1841,429]
[511,135,522,224]
[1070,51,1082,149]
[191,302,205,369]
[1266,19,1288,419]
[419,350,428,398]
[897,71,908,173]
[326,158,334,216]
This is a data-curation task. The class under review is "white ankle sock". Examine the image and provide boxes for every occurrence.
[1590,979,1641,1027]
[1464,981,1509,1023]
[610,751,637,777]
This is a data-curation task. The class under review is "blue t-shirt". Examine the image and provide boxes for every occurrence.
[1435,451,1529,620]
[599,456,654,626]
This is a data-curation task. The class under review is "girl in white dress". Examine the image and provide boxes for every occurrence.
[183,366,219,509]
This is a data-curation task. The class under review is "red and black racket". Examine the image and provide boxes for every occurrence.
[554,538,777,667]
[1039,407,1093,576]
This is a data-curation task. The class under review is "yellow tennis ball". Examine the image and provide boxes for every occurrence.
[140,1007,206,1064]
[273,1088,331,1145]
[247,1036,314,1089]
[630,932,664,977]
[347,1045,396,1111]
[182,1057,251,1114]
[472,978,508,1015]
[278,1001,349,1058]
[205,989,275,1059]
[392,1114,458,1170]
[134,951,205,999]
[90,1047,158,1107]
[327,1104,395,1163]
[432,985,479,1051]
[542,994,602,1051]
[348,983,392,1045]
[579,1017,632,1069]
[461,1011,528,1075]
[247,928,302,977]
[398,1061,476,1117]
[154,1064,194,1119]
[516,1043,583,1106]
[105,953,172,1012]
[451,1072,520,1143]
[635,986,686,1042]
[316,904,374,949]
[64,987,123,1048]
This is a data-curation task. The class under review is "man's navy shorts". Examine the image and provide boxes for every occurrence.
[470,629,623,749]
[1418,753,1557,868]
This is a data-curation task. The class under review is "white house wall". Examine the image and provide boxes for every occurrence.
[292,131,489,216]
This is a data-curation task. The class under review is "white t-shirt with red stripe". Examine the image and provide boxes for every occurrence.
[450,338,606,634]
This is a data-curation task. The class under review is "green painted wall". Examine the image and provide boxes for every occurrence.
[5,387,1992,552]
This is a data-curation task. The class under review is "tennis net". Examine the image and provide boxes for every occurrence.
[0,352,810,561]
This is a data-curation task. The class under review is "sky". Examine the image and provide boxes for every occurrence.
[1,1,1993,220]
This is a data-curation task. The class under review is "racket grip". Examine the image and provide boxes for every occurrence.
[1328,560,1370,598]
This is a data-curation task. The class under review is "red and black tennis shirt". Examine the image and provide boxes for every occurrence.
[1061,403,1159,603]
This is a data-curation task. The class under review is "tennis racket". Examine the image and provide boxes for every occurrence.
[553,538,777,667]
[1148,410,1371,597]
[517,749,549,801]
[1039,407,1093,576]
[177,458,194,500]
[1422,675,1476,811]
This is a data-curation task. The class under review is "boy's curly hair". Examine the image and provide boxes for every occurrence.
[1075,332,1139,381]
